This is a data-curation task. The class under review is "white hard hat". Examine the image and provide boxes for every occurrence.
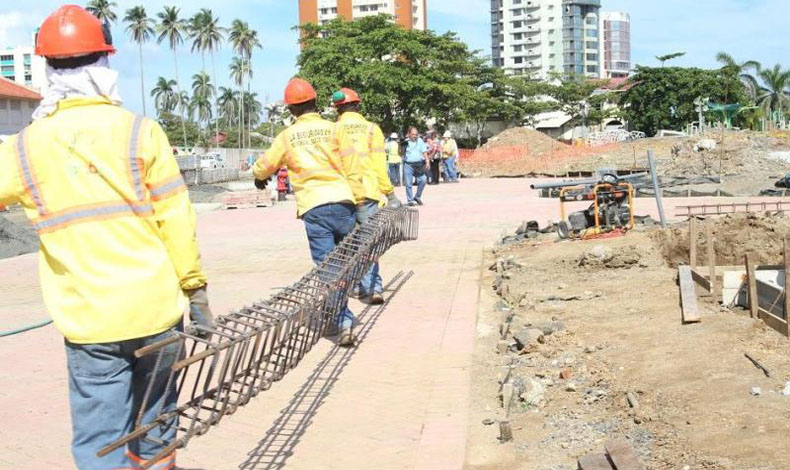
[443,131,452,138]
[390,132,398,139]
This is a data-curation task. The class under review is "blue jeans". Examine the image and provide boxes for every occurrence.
[388,163,401,186]
[66,325,183,470]
[403,162,427,203]
[303,202,357,329]
[356,199,383,296]
[443,157,458,181]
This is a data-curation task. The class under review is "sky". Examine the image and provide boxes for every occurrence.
[1,0,788,116]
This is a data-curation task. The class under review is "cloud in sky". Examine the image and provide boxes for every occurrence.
[1,0,788,115]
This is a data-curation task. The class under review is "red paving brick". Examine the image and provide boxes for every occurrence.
[0,178,779,469]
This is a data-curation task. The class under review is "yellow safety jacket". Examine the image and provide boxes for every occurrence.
[0,97,206,344]
[386,140,402,164]
[334,112,393,205]
[254,112,357,217]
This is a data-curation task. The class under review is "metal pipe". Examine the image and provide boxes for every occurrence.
[529,172,649,190]
[648,151,667,228]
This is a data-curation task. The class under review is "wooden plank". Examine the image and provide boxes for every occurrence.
[689,217,697,270]
[690,267,711,297]
[746,253,759,319]
[679,265,701,323]
[578,453,614,470]
[694,265,782,275]
[605,439,646,470]
[785,240,790,337]
[758,308,789,336]
[706,220,718,300]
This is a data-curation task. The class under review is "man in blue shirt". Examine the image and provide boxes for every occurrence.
[402,126,429,206]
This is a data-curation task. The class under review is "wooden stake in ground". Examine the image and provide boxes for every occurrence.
[745,253,759,319]
[706,219,718,300]
[689,217,697,270]
[784,239,790,337]
[499,383,514,442]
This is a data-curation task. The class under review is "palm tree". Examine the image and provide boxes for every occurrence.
[656,52,685,67]
[229,56,250,147]
[189,9,225,144]
[756,64,790,119]
[151,77,177,115]
[124,6,155,117]
[241,91,262,128]
[191,72,215,133]
[217,87,238,127]
[157,6,189,147]
[229,19,262,148]
[715,52,761,102]
[190,94,213,145]
[86,0,118,24]
[177,91,192,121]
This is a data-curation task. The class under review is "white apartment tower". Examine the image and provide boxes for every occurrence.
[300,1,427,31]
[491,0,603,79]
[0,45,47,92]
[601,12,631,78]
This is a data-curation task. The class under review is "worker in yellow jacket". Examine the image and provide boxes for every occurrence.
[253,78,362,346]
[0,6,212,469]
[332,87,402,304]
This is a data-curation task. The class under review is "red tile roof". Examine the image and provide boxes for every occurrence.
[0,77,42,101]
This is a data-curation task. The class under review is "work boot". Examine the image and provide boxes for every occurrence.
[338,328,357,347]
[414,197,424,206]
[324,322,340,337]
[361,293,385,305]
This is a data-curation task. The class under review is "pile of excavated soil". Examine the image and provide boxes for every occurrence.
[479,127,565,155]
[660,135,788,177]
[652,212,790,267]
[0,215,38,259]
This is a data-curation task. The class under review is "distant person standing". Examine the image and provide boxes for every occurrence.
[386,132,402,186]
[441,131,460,183]
[403,127,428,206]
[427,132,442,185]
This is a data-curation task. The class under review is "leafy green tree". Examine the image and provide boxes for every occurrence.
[151,77,177,114]
[299,15,490,132]
[156,5,189,147]
[86,0,118,24]
[620,66,747,136]
[123,6,155,117]
[756,64,790,118]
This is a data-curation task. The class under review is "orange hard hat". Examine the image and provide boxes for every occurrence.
[332,87,361,107]
[284,78,317,105]
[35,5,116,59]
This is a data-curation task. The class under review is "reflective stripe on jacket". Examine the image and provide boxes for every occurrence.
[334,112,393,205]
[253,113,357,217]
[0,96,206,344]
[386,140,402,164]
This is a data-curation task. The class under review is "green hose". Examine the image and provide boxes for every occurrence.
[0,319,53,338]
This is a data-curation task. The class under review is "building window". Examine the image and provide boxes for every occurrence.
[0,55,12,62]
[514,57,523,64]
[513,45,523,52]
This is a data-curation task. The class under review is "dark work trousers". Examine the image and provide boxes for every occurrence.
[429,159,441,184]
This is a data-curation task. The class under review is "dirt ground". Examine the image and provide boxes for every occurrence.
[467,223,790,470]
[466,129,790,197]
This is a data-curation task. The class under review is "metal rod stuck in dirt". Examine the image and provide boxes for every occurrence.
[648,150,667,228]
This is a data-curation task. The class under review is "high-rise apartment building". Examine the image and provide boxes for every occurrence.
[491,0,601,79]
[0,45,46,92]
[299,1,427,31]
[600,12,631,78]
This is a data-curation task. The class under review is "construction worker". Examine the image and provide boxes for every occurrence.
[253,78,361,346]
[441,131,460,183]
[332,87,402,304]
[403,126,429,206]
[0,5,212,469]
[386,132,402,186]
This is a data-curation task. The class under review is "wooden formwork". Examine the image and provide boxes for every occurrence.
[678,215,790,338]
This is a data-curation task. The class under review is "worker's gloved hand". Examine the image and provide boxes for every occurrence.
[387,192,403,209]
[254,178,269,190]
[185,286,214,339]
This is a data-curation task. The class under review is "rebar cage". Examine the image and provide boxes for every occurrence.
[98,207,419,468]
